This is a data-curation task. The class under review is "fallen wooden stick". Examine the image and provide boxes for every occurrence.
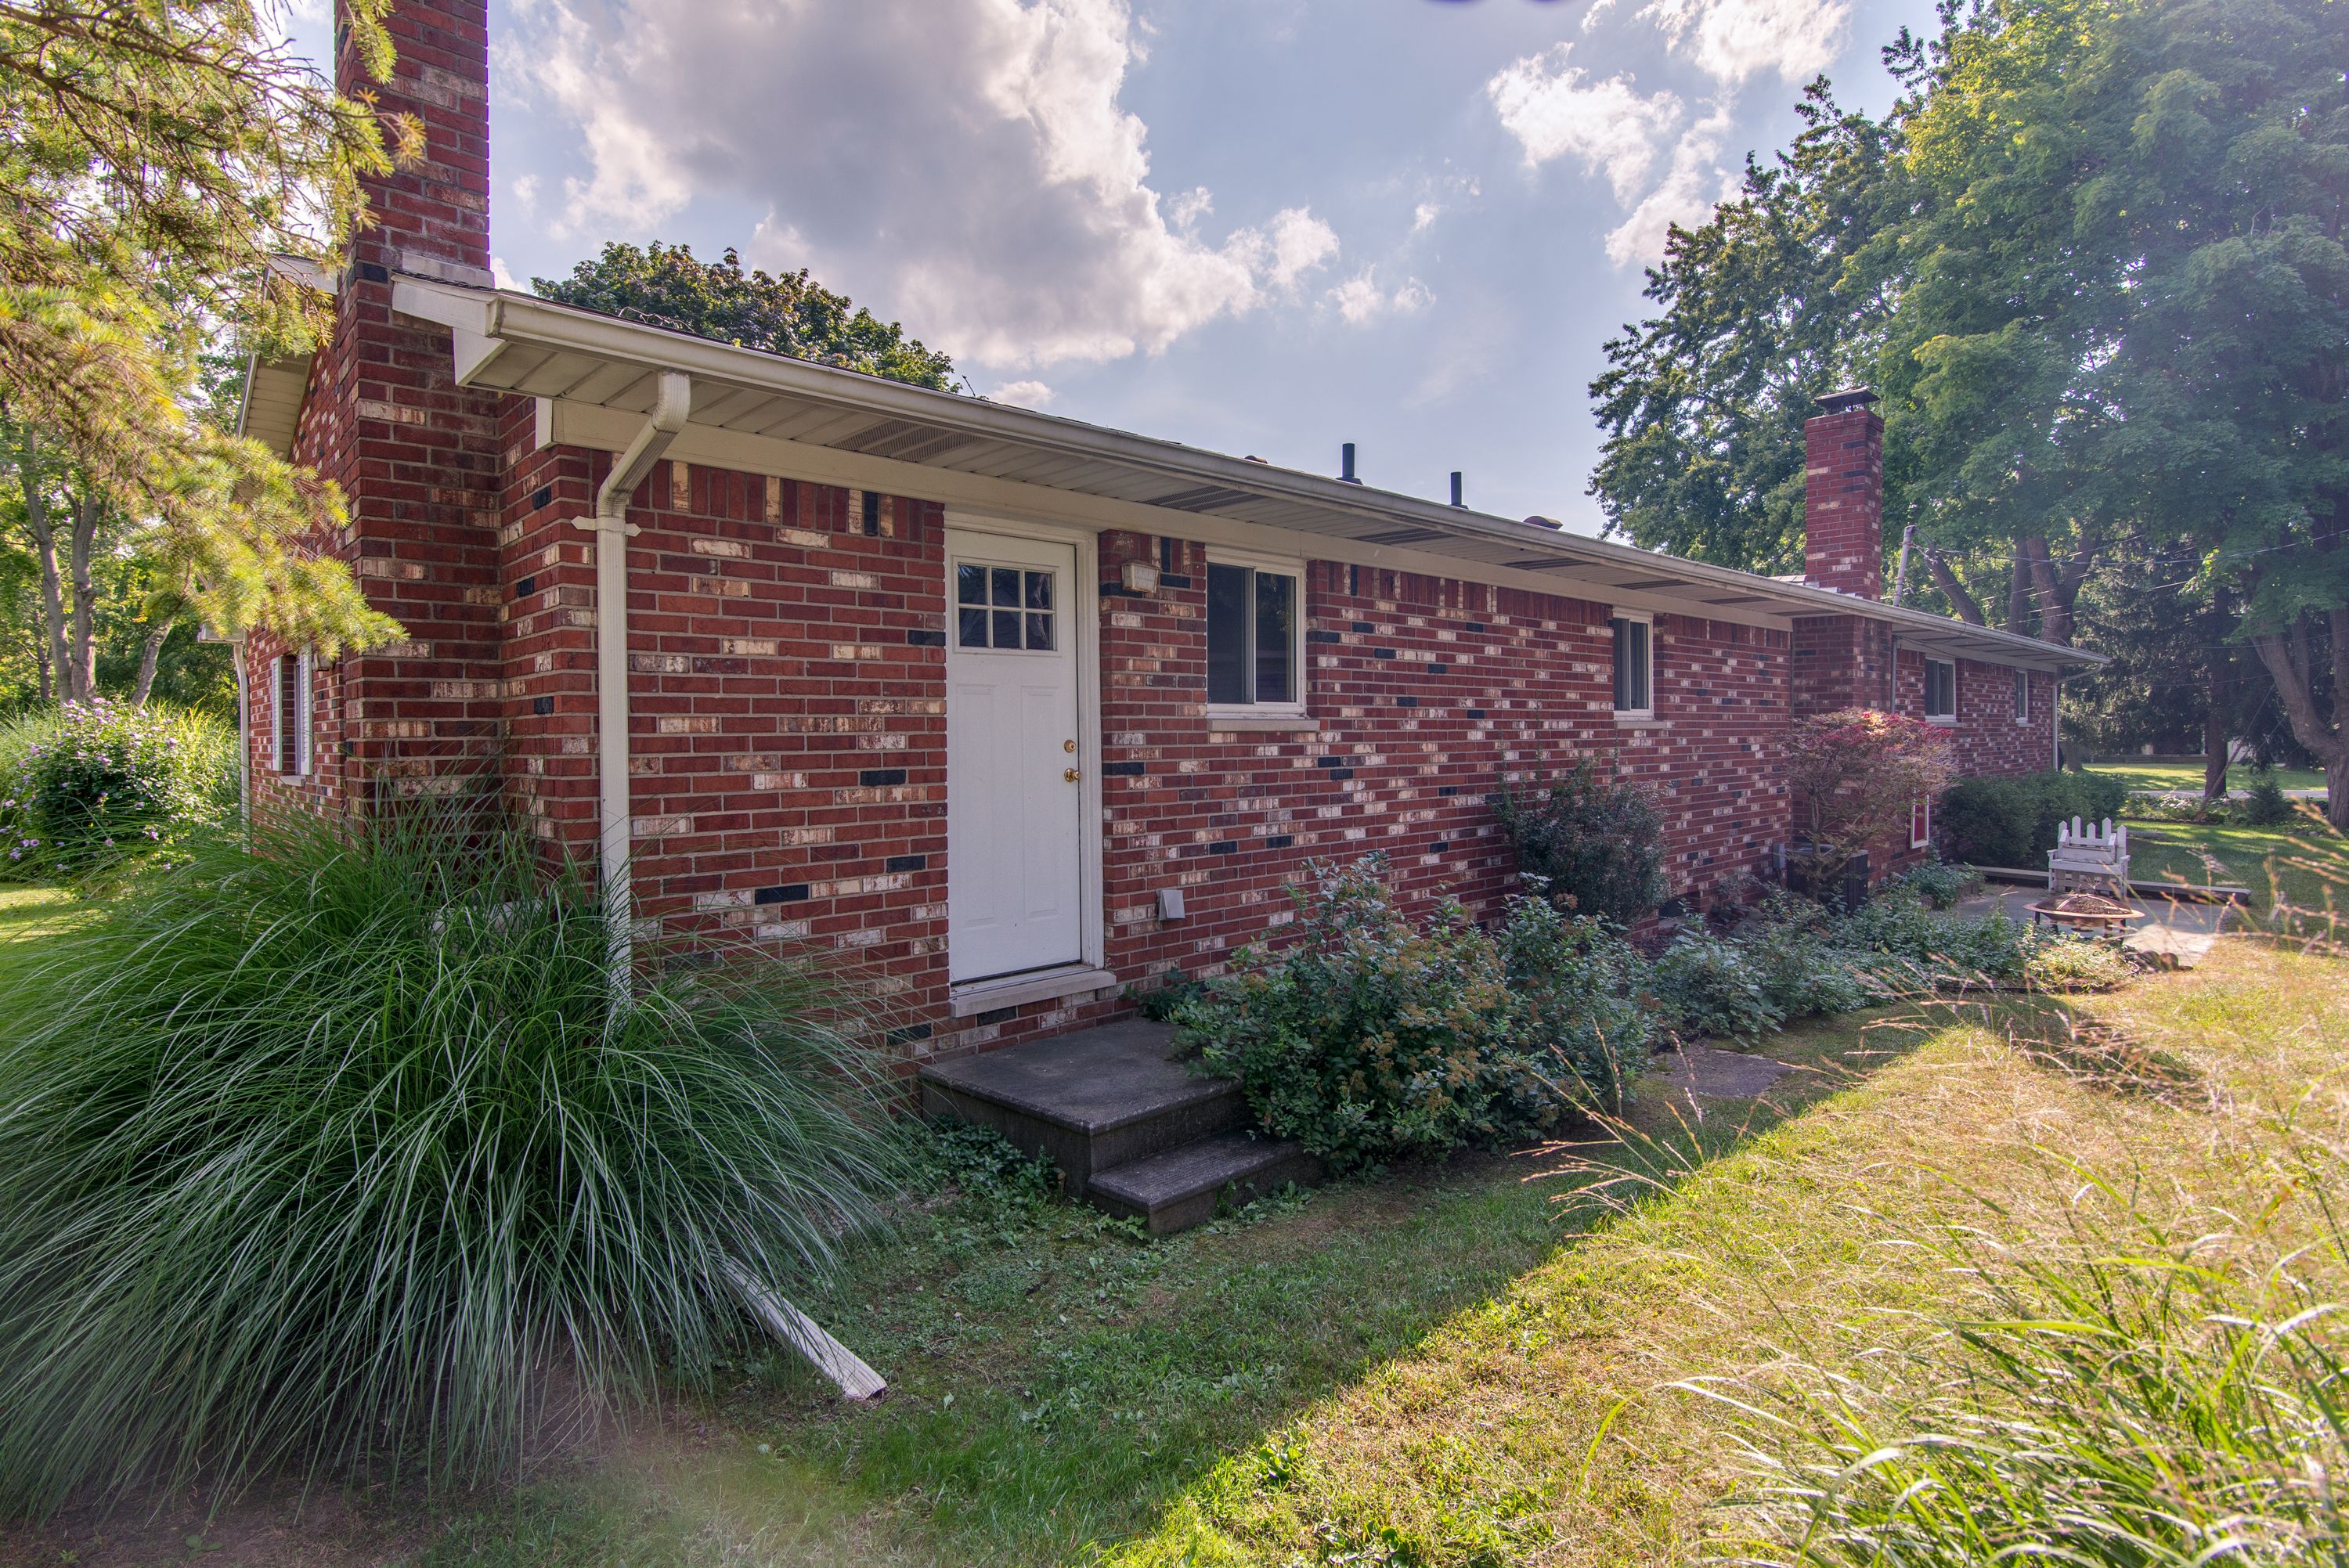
[723,1260,887,1401]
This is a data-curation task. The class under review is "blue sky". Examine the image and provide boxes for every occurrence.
[294,0,1936,532]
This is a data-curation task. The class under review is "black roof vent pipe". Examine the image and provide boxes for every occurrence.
[1340,442,1361,484]
[1449,470,1463,507]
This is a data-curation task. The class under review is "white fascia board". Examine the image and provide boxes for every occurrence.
[542,398,1786,630]
[397,276,2106,668]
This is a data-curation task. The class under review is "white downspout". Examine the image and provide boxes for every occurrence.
[575,369,692,988]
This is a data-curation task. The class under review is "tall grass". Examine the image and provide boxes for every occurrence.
[0,808,904,1517]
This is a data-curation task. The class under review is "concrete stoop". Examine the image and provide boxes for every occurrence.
[916,1018,1322,1234]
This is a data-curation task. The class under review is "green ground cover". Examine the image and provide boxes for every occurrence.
[2087,759,2327,795]
[2,899,2342,1567]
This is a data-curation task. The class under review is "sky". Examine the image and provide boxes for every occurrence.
[290,0,1939,533]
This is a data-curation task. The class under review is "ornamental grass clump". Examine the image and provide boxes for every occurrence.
[1710,1160,2349,1566]
[0,807,902,1516]
[1178,854,1649,1173]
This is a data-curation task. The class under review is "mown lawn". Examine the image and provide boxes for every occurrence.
[2123,807,2349,936]
[2088,759,2327,795]
[3,910,2344,1566]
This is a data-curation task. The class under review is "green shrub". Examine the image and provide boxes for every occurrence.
[1649,931,1785,1044]
[1886,857,1971,910]
[0,700,236,882]
[1489,760,1669,926]
[1178,856,1647,1173]
[1831,898,2033,989]
[1938,770,2131,869]
[1739,919,1877,1019]
[2241,766,2294,827]
[0,808,901,1514]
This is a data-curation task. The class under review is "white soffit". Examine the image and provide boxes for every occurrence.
[388,276,2102,670]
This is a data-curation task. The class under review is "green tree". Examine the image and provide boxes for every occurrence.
[534,242,960,392]
[0,0,407,656]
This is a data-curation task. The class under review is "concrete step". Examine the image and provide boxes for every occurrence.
[917,1018,1247,1195]
[1088,1131,1325,1235]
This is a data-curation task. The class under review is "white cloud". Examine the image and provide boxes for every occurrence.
[491,254,521,290]
[987,379,1056,408]
[510,174,541,219]
[1638,0,1849,84]
[1412,201,1442,232]
[498,0,1341,369]
[1328,269,1433,326]
[1604,101,1738,265]
[1485,45,1683,200]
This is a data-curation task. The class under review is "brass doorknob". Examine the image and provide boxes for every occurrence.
[1063,738,1077,753]
[1064,767,1082,783]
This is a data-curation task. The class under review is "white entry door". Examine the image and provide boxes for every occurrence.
[946,529,1084,983]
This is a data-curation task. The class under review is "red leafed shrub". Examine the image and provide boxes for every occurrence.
[1784,708,1956,886]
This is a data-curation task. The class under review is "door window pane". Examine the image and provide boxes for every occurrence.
[1253,570,1294,704]
[991,567,1020,607]
[957,564,987,606]
[1206,563,1250,705]
[958,607,988,647]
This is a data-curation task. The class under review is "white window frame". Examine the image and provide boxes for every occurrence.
[1610,609,1654,719]
[1203,547,1308,720]
[1911,793,1933,849]
[2012,668,2031,725]
[272,652,313,777]
[1923,657,1958,724]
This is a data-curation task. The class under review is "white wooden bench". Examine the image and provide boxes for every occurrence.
[2049,816,2130,897]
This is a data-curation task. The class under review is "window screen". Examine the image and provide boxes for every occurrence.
[1207,562,1301,708]
[1925,658,1956,719]
[1612,618,1652,712]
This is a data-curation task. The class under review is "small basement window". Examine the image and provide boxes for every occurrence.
[272,652,313,776]
[1924,657,1956,723]
[1205,553,1303,714]
[2012,668,2030,723]
[1611,614,1653,716]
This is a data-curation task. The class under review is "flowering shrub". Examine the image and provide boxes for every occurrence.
[0,701,236,881]
[1177,856,1650,1173]
[1784,708,1956,886]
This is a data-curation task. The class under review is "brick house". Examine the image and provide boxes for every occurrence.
[235,0,2102,1062]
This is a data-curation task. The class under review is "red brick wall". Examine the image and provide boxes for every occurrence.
[571,473,1797,1062]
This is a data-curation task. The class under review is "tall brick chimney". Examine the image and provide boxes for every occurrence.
[1802,387,1884,599]
[339,0,492,284]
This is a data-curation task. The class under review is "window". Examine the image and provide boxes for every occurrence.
[1923,657,1956,723]
[2012,669,2030,723]
[1911,794,1933,849]
[954,561,1056,651]
[272,652,312,776]
[1205,555,1303,712]
[1611,614,1653,716]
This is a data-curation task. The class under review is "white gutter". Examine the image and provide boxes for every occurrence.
[576,369,692,986]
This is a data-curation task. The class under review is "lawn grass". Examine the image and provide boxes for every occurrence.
[2087,759,2327,795]
[3,910,2344,1566]
[2122,805,2349,937]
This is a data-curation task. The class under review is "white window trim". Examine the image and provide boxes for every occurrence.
[2013,668,2032,726]
[1923,656,1958,726]
[1203,547,1308,720]
[1610,608,1654,720]
[272,652,316,777]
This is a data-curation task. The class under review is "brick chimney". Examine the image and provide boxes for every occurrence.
[339,0,491,283]
[1802,387,1884,599]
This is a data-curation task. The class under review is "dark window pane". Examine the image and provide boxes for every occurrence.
[1613,620,1630,708]
[958,607,989,647]
[1254,571,1294,704]
[957,564,986,604]
[1026,612,1054,651]
[1206,563,1250,705]
[1633,624,1651,708]
[1025,571,1052,611]
[993,609,1020,647]
[992,567,1019,607]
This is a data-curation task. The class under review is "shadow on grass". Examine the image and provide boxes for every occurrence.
[463,1007,1950,1568]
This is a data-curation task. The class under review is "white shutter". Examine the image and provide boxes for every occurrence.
[296,653,314,776]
